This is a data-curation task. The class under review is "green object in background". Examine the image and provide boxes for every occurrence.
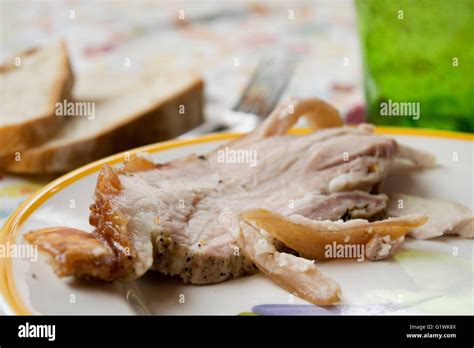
[355,0,474,132]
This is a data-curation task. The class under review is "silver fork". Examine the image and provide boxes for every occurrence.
[179,54,297,138]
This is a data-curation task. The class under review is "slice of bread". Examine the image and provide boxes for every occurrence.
[0,69,204,173]
[0,41,74,155]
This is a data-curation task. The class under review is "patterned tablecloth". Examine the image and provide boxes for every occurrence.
[0,0,364,226]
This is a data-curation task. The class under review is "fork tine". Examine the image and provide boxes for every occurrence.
[260,69,287,115]
[234,54,297,118]
[233,59,266,112]
[245,62,272,115]
[254,62,279,116]
[234,58,271,114]
[264,62,296,116]
[257,63,292,116]
[245,74,269,116]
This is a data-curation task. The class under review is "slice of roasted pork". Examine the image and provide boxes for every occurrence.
[26,98,409,286]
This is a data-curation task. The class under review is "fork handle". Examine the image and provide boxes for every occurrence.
[178,121,227,139]
[179,111,260,139]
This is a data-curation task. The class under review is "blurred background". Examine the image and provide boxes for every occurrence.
[2,0,472,132]
[1,0,473,223]
[0,0,368,133]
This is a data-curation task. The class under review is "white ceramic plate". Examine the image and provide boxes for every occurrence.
[1,128,473,315]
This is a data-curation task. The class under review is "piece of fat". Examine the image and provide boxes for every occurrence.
[220,209,341,305]
[387,193,474,239]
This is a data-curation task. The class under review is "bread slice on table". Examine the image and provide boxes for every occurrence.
[0,69,204,173]
[0,41,74,156]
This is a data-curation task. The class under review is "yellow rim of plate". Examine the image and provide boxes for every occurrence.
[1,127,473,315]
